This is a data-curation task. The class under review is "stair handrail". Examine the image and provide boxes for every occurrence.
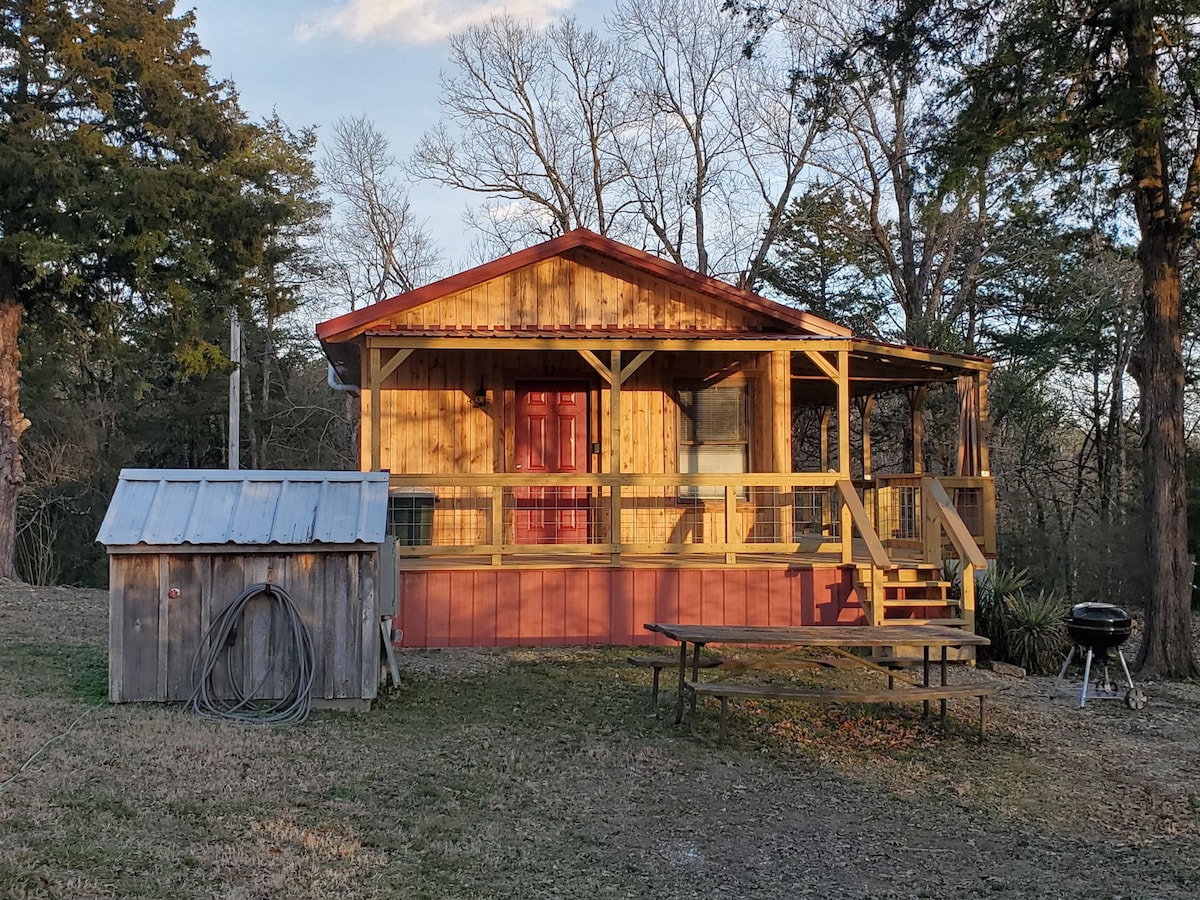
[921,477,986,569]
[835,479,892,570]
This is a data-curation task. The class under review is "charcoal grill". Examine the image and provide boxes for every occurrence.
[1057,602,1146,709]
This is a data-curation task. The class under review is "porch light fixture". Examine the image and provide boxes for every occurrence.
[471,379,490,409]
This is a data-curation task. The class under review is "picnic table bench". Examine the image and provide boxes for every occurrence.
[627,654,722,707]
[685,680,1000,744]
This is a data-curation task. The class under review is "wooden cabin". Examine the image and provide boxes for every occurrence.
[317,229,994,649]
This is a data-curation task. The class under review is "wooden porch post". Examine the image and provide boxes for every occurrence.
[368,345,414,473]
[819,406,831,471]
[837,350,852,564]
[908,386,927,475]
[369,345,381,471]
[610,349,622,564]
[857,395,875,479]
[774,351,794,546]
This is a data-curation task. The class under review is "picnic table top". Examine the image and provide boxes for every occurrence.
[643,623,991,648]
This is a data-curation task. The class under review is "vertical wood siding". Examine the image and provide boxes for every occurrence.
[379,251,777,332]
[395,566,861,647]
[109,551,379,704]
[369,348,791,548]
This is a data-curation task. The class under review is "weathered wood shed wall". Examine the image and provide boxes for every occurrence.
[98,470,389,707]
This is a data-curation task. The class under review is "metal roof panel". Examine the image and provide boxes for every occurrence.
[97,469,389,548]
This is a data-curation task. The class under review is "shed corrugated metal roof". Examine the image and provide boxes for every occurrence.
[97,469,390,548]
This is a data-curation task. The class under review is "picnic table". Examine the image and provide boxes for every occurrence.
[643,623,994,742]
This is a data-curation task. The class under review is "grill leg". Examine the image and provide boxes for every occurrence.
[674,641,687,724]
[718,697,728,746]
[922,646,931,718]
[940,646,948,725]
[1057,645,1075,680]
[1116,649,1137,691]
[651,665,661,708]
[1079,647,1095,708]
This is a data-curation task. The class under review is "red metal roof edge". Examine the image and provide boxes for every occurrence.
[315,228,853,343]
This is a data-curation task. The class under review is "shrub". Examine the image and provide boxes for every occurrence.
[997,589,1068,675]
[974,565,1031,661]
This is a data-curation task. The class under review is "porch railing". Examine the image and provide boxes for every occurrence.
[385,472,994,566]
[869,475,996,557]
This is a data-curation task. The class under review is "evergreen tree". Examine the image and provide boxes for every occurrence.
[0,1,310,578]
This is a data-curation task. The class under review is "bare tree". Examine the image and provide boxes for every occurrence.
[322,116,441,310]
[415,6,830,284]
[797,1,997,349]
[412,17,631,251]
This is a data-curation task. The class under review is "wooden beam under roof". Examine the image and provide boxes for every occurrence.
[365,334,992,371]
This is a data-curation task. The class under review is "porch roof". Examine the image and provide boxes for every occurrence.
[331,327,988,401]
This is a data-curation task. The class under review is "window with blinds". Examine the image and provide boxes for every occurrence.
[677,384,749,499]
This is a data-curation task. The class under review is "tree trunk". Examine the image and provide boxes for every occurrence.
[0,301,30,580]
[1121,10,1198,678]
[1131,236,1198,677]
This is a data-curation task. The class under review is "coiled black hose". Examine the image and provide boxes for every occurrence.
[188,582,315,726]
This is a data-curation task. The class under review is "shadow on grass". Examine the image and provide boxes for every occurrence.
[353,651,984,763]
[0,641,107,703]
[353,653,678,747]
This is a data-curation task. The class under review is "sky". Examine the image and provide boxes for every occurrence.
[187,0,601,269]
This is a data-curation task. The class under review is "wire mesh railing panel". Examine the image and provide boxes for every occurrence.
[503,485,608,546]
[621,486,713,546]
[792,487,840,540]
[953,487,984,538]
[385,473,991,558]
[388,487,492,547]
[743,487,787,544]
[877,484,921,542]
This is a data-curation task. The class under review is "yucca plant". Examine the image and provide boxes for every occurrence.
[1001,589,1068,675]
[975,565,1032,661]
[981,565,1032,602]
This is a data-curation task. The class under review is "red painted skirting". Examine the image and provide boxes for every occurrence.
[395,567,863,648]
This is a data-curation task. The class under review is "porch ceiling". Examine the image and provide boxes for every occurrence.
[328,327,989,390]
[791,344,979,405]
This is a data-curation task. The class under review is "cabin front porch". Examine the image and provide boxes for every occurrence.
[385,471,992,649]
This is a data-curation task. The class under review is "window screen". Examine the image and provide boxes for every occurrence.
[677,384,749,499]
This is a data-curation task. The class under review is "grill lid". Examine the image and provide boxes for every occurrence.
[1065,602,1132,650]
[1067,602,1131,628]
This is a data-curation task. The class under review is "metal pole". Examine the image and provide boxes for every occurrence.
[229,307,240,470]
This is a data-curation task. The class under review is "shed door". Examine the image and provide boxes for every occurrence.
[514,382,590,544]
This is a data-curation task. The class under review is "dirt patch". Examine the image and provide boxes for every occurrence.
[1,581,1198,898]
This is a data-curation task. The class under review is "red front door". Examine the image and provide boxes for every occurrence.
[514,382,590,544]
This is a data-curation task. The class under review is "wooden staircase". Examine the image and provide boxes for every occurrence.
[855,564,975,661]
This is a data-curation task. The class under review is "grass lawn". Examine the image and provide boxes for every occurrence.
[1,581,1198,898]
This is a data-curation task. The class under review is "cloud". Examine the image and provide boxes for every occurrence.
[296,0,575,46]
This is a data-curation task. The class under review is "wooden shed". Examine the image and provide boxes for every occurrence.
[97,469,389,709]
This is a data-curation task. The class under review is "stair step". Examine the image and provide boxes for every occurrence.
[876,645,977,663]
[887,569,944,582]
[883,579,950,589]
[882,599,961,608]
[879,617,966,627]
